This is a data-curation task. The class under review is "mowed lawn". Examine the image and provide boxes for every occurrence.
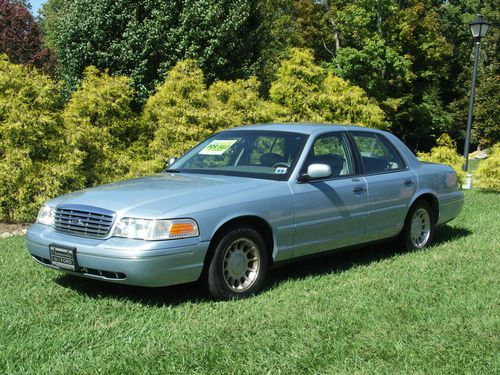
[0,190,498,374]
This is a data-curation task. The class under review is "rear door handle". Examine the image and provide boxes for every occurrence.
[352,186,366,193]
[404,179,414,186]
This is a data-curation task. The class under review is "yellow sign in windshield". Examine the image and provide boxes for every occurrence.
[199,140,237,155]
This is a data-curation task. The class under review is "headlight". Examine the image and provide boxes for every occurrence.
[36,205,55,226]
[112,218,199,240]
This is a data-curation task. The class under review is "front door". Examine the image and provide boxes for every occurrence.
[290,132,369,257]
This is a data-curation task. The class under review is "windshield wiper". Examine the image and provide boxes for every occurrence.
[164,169,182,173]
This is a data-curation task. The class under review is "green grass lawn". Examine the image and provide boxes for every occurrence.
[1,190,499,374]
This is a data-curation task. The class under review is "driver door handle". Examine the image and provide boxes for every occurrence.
[352,186,366,193]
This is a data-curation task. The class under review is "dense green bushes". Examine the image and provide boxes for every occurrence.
[417,134,465,185]
[270,49,386,128]
[36,0,498,152]
[416,136,500,191]
[3,46,494,223]
[475,144,500,192]
[133,60,280,175]
[1,49,387,222]
[0,55,82,222]
[63,66,141,185]
[130,49,387,175]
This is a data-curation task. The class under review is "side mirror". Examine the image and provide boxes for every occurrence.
[168,157,177,167]
[162,157,178,173]
[298,163,332,182]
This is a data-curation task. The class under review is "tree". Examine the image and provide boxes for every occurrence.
[207,76,282,131]
[38,0,66,50]
[62,67,139,186]
[269,48,325,122]
[318,74,387,128]
[441,1,499,149]
[417,134,465,184]
[54,0,179,100]
[53,0,263,103]
[10,0,30,9]
[168,0,262,82]
[475,143,500,191]
[256,0,339,90]
[132,59,282,176]
[434,1,499,150]
[270,48,386,128]
[322,0,455,150]
[0,55,82,222]
[135,60,211,175]
[0,0,54,71]
[473,63,500,148]
[253,0,466,150]
[332,36,413,101]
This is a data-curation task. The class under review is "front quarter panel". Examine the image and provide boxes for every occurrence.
[164,181,295,262]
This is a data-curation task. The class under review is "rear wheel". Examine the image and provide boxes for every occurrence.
[206,226,268,300]
[400,200,435,251]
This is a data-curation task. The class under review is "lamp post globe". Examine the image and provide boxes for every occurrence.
[463,15,492,172]
[469,15,492,39]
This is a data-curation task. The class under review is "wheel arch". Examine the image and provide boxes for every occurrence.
[409,192,439,224]
[203,215,275,269]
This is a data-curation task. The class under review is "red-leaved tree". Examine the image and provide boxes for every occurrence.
[0,0,54,71]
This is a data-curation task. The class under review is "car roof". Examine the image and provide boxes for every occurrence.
[230,123,387,135]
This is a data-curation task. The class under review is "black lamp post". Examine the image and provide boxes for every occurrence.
[463,14,492,172]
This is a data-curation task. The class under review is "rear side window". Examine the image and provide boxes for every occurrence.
[351,132,406,174]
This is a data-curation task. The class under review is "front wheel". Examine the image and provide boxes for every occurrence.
[400,200,435,251]
[206,227,268,300]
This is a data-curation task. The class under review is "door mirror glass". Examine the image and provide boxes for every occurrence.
[300,163,332,181]
[301,132,354,179]
[168,157,177,168]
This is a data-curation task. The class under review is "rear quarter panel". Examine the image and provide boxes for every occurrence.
[413,162,464,225]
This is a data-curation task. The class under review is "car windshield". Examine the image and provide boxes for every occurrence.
[169,130,308,180]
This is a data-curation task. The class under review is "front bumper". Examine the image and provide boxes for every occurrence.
[25,224,210,287]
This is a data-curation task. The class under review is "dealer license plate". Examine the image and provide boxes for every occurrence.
[49,245,77,271]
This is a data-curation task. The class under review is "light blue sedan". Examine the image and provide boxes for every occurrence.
[26,124,464,299]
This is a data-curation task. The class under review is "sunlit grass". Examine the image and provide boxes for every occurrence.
[0,190,498,374]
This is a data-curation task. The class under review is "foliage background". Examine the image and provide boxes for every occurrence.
[417,134,466,184]
[0,50,390,221]
[0,0,498,221]
[34,0,498,150]
[474,143,500,191]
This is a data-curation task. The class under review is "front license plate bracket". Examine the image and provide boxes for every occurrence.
[49,244,78,271]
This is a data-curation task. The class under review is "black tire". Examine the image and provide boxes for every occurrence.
[400,200,435,251]
[206,226,268,300]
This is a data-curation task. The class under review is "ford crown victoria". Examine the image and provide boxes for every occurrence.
[26,124,464,299]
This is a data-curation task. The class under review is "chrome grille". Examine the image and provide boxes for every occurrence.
[54,204,115,238]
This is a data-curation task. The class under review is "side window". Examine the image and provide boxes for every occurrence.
[304,132,354,177]
[351,132,405,174]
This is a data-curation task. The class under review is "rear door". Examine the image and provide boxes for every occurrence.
[290,131,369,257]
[349,131,417,241]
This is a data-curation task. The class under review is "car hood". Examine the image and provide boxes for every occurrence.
[48,173,274,217]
